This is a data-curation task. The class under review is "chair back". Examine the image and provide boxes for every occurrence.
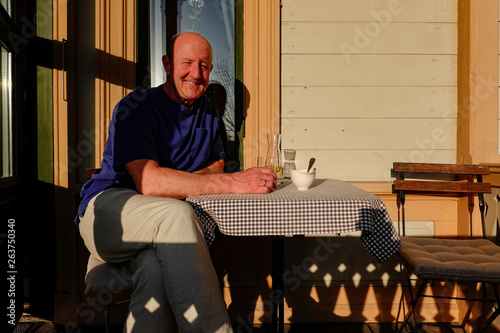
[86,167,102,180]
[393,162,491,238]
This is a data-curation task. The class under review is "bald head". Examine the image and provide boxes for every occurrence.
[168,32,213,63]
[162,32,214,107]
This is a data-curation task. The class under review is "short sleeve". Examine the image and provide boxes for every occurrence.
[110,96,160,171]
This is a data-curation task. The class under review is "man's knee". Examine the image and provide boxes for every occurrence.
[170,200,197,219]
[156,200,204,240]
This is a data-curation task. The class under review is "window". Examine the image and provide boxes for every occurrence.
[149,0,242,172]
[0,1,14,179]
[149,0,167,87]
[1,45,12,178]
[0,0,10,15]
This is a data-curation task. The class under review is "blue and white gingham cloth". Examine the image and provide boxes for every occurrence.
[186,179,401,262]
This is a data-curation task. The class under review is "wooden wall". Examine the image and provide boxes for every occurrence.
[242,0,281,168]
[94,0,136,166]
[281,0,458,181]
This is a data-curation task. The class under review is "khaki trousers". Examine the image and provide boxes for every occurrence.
[79,188,232,333]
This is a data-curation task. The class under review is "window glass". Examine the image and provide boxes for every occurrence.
[1,45,12,178]
[150,0,167,87]
[180,0,240,172]
[1,0,11,15]
[180,0,235,139]
[150,0,240,172]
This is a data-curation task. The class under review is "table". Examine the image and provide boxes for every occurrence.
[186,179,401,332]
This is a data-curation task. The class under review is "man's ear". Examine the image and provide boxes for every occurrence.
[162,55,171,75]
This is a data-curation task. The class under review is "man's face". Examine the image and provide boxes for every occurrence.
[163,33,213,107]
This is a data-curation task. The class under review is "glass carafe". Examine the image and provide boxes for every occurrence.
[266,133,283,183]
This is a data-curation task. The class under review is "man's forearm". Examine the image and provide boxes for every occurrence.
[126,159,230,198]
[125,158,277,198]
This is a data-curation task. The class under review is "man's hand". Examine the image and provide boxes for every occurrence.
[227,167,277,194]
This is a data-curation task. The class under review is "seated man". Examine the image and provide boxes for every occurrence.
[76,32,277,332]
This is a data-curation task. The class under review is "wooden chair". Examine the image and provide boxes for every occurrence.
[83,168,133,332]
[392,162,500,332]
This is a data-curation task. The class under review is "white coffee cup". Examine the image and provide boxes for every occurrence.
[290,169,316,190]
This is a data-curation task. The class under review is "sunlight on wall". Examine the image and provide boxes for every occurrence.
[281,0,458,181]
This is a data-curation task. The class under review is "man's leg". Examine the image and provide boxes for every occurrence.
[79,188,232,332]
[124,248,177,333]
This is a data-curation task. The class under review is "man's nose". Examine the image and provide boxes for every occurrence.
[190,64,202,79]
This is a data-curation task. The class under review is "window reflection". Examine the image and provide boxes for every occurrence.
[180,0,239,171]
[178,0,236,140]
[150,0,240,172]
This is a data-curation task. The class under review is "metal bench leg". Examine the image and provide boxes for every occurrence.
[478,284,500,333]
[399,275,426,332]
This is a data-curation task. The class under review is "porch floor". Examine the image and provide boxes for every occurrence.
[16,312,497,333]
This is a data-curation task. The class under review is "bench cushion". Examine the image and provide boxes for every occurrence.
[398,237,500,283]
[84,255,134,294]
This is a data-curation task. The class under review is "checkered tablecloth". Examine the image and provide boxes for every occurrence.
[186,179,401,262]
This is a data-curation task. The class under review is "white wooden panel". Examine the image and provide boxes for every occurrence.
[280,0,458,181]
[281,149,456,181]
[282,54,457,86]
[282,0,457,23]
[343,220,435,237]
[282,118,456,150]
[399,221,435,237]
[282,86,457,118]
[282,22,456,55]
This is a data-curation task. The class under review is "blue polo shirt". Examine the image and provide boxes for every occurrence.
[76,84,225,222]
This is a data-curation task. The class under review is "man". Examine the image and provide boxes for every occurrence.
[77,32,277,332]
